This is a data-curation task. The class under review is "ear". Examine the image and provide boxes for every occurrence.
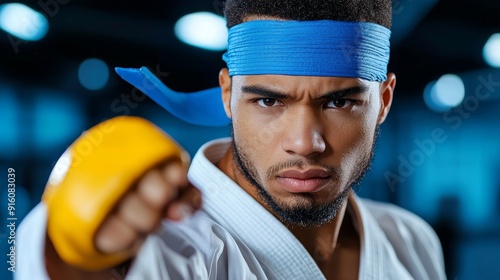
[377,72,396,124]
[219,68,232,118]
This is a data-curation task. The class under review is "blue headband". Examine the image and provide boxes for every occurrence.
[116,20,391,126]
[223,20,391,81]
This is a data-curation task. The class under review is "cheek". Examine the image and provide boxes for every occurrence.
[232,111,273,168]
[232,101,282,151]
[327,108,378,164]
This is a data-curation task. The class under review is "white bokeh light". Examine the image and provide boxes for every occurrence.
[0,3,48,41]
[483,33,500,68]
[424,74,465,112]
[174,12,228,51]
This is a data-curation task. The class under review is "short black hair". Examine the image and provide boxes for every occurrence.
[224,0,392,29]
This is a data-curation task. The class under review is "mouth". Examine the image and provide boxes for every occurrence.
[276,169,331,193]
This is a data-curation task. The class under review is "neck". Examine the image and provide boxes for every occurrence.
[289,199,348,261]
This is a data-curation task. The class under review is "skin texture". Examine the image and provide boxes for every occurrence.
[217,68,396,278]
[218,71,394,220]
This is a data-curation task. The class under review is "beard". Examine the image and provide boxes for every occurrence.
[231,125,379,227]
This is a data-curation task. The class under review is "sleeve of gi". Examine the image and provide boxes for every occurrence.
[16,203,51,280]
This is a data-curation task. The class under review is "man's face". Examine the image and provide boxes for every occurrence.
[221,73,393,227]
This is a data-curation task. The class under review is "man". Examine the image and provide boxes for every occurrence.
[17,0,446,279]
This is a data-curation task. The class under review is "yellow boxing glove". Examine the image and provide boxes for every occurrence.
[42,116,189,271]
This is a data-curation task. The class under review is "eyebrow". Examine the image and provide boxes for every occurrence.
[241,84,369,100]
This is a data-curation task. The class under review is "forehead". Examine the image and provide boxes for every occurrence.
[232,75,379,95]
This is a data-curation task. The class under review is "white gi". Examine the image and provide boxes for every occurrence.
[17,139,446,280]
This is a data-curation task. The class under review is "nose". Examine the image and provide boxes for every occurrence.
[280,108,326,157]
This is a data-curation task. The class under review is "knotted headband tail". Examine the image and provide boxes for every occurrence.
[115,67,231,126]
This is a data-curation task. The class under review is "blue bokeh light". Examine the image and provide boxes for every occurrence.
[0,87,20,159]
[33,92,85,154]
[78,58,110,91]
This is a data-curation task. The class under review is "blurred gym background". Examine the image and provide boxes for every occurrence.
[0,0,499,279]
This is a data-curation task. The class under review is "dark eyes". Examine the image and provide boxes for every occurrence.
[326,99,353,108]
[255,98,353,109]
[256,98,281,107]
